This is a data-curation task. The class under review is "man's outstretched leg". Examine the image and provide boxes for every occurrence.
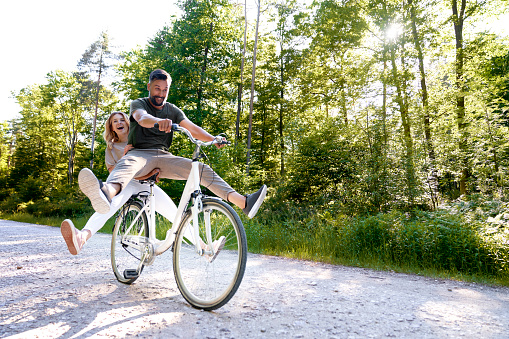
[78,150,268,218]
[228,185,267,219]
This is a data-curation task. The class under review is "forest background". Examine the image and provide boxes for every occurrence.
[1,0,509,284]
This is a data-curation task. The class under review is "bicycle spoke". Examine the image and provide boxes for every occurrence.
[111,201,148,284]
[173,198,247,310]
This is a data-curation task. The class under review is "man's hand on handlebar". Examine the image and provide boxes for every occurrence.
[215,136,228,149]
[156,119,173,133]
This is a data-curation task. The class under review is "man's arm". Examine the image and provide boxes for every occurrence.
[133,110,225,148]
[180,119,214,142]
[132,109,173,132]
[180,119,227,149]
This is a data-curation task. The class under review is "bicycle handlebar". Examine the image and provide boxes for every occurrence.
[153,123,230,147]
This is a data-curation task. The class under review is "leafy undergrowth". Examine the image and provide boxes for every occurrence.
[243,196,509,287]
[3,195,509,286]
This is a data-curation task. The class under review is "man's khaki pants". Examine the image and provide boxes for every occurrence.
[107,149,235,201]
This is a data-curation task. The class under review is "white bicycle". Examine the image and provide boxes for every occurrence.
[110,123,247,311]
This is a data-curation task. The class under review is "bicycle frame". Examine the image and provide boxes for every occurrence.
[122,124,222,260]
[153,159,202,256]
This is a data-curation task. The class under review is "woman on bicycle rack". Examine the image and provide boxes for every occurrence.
[60,111,176,255]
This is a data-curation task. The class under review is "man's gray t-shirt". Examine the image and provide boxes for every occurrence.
[128,98,187,151]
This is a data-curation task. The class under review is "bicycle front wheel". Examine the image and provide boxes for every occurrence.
[173,198,247,310]
[111,200,148,284]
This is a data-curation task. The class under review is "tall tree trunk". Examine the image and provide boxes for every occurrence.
[246,0,261,175]
[236,0,248,148]
[484,106,501,186]
[8,126,16,169]
[381,34,390,211]
[339,80,347,124]
[279,97,285,175]
[390,42,416,205]
[380,1,389,148]
[89,48,104,170]
[408,0,439,208]
[339,57,348,125]
[452,0,469,196]
[197,22,213,114]
[67,117,77,185]
[69,136,76,185]
[382,59,388,146]
[261,104,266,165]
[279,35,285,176]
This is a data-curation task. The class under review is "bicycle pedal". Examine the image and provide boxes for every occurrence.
[123,269,139,279]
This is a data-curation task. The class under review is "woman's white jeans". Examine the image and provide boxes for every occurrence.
[83,180,177,236]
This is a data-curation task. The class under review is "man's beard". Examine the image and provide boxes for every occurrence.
[150,95,165,107]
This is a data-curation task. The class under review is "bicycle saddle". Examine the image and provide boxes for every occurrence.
[135,168,161,182]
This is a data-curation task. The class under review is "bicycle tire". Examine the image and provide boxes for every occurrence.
[111,200,149,284]
[173,198,247,310]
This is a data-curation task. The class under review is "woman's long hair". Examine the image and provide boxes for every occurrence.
[103,112,129,149]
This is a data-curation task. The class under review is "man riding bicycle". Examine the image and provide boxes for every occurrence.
[79,69,266,219]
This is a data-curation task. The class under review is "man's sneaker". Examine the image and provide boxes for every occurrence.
[78,168,111,214]
[243,185,267,219]
[61,219,86,255]
[200,236,226,263]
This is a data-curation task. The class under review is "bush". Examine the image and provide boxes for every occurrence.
[16,175,48,202]
[247,196,509,280]
[26,197,92,217]
[0,174,12,201]
[0,183,93,218]
[342,211,501,275]
[0,195,23,213]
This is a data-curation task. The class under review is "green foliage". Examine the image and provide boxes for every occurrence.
[114,48,156,101]
[277,116,400,214]
[285,119,357,199]
[246,195,509,281]
[118,0,242,132]
[0,183,92,217]
[340,211,498,275]
[3,0,509,287]
[16,175,48,202]
[0,121,12,172]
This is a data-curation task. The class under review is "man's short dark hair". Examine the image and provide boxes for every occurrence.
[149,69,172,84]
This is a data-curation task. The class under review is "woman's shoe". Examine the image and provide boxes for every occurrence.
[61,219,86,255]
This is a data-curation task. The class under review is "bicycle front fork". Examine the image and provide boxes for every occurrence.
[190,192,214,256]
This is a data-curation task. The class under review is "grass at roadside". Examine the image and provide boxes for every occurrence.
[2,198,509,287]
[0,211,176,240]
[241,200,509,287]
[242,218,509,287]
[0,212,117,235]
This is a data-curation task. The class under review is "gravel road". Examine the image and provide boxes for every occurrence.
[1,219,509,338]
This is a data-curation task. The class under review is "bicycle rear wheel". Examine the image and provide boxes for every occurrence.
[111,200,148,284]
[173,198,247,311]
